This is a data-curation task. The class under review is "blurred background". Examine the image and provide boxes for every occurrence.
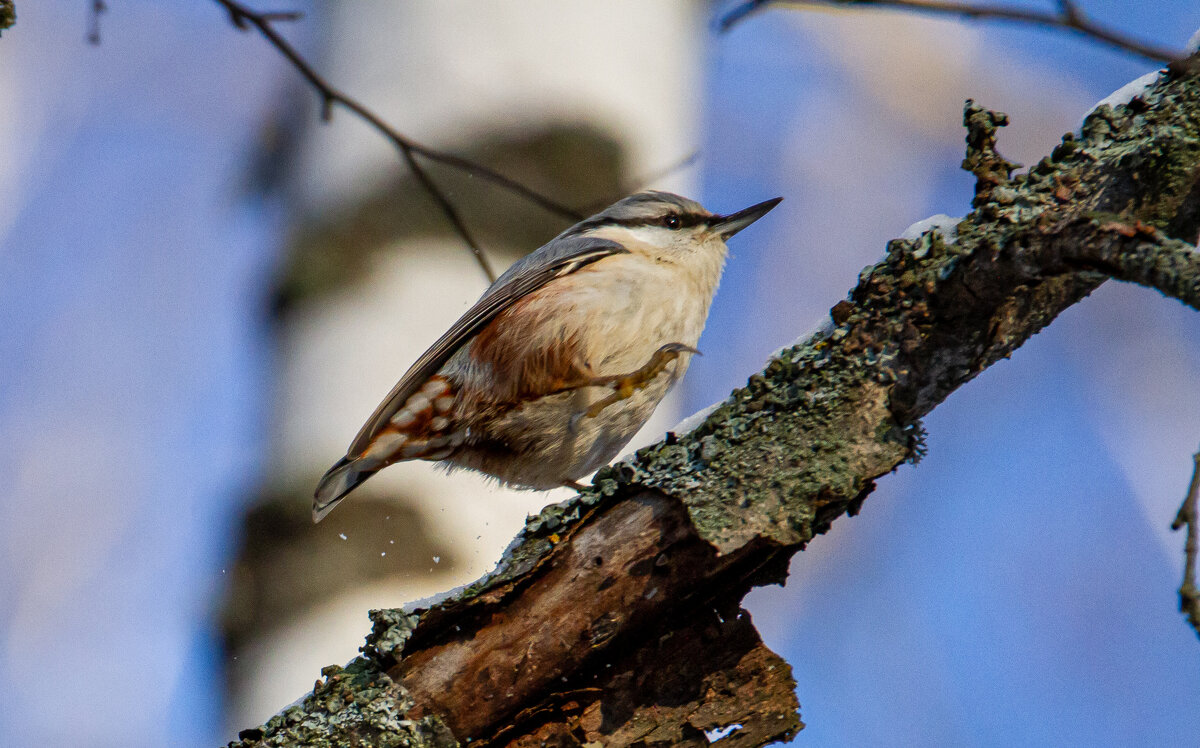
[2,1,1199,746]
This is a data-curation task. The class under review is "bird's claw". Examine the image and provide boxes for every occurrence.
[583,342,700,419]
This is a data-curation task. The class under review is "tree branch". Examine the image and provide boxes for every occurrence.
[228,58,1200,747]
[213,0,588,283]
[0,0,15,36]
[720,0,1182,64]
[86,0,106,45]
[1173,449,1200,639]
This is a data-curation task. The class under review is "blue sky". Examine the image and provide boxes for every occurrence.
[0,4,284,744]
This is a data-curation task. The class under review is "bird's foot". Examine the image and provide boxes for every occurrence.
[582,342,700,419]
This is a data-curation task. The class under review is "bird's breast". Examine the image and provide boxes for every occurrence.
[566,253,711,370]
[453,252,713,405]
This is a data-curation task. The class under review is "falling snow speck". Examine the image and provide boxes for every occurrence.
[433,556,441,564]
[339,533,347,540]
[381,552,387,557]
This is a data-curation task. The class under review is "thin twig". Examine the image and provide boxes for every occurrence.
[577,151,701,215]
[213,0,592,282]
[86,0,106,45]
[214,0,492,281]
[257,10,303,23]
[1171,448,1200,639]
[720,0,1181,65]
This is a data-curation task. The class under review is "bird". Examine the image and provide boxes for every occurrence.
[313,191,781,522]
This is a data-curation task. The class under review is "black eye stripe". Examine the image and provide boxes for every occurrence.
[564,211,708,237]
[660,213,704,230]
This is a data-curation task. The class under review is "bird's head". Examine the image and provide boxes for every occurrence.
[563,191,781,271]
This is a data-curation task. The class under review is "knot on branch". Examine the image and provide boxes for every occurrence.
[962,100,1021,206]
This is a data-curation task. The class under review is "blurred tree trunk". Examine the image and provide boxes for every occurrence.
[228,60,1200,748]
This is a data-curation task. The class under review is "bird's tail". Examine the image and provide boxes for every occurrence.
[313,456,377,523]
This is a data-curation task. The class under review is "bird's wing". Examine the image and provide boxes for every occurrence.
[346,235,627,456]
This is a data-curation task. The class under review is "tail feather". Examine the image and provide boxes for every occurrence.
[313,456,377,523]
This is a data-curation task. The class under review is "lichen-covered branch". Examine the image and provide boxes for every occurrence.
[230,656,457,748]
[230,65,1200,748]
[0,0,15,36]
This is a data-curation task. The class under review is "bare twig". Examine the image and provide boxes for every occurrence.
[1172,448,1200,639]
[256,10,304,23]
[213,0,589,283]
[86,0,106,45]
[577,151,700,215]
[1056,0,1082,27]
[720,0,1181,65]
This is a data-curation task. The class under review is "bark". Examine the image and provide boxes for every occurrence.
[229,60,1200,748]
[0,0,15,36]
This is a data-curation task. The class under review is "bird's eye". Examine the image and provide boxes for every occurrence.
[664,214,681,229]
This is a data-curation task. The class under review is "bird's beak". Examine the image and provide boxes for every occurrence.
[711,196,783,239]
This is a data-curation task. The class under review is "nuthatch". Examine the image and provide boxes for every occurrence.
[314,191,781,522]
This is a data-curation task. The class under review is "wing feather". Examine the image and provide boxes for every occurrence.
[346,235,626,456]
